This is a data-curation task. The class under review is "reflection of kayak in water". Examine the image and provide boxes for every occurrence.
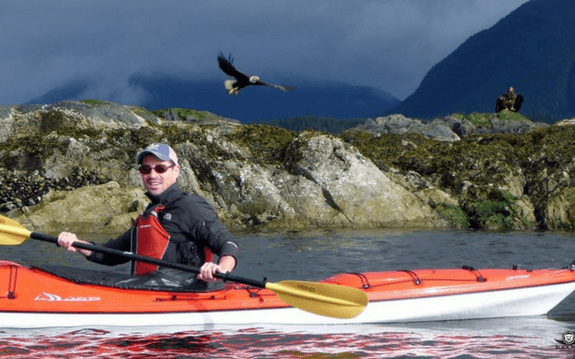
[2,259,575,329]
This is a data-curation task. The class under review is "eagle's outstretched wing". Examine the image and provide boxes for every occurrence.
[514,94,524,112]
[495,96,505,113]
[217,52,249,81]
[255,80,294,92]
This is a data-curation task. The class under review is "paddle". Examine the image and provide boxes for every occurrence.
[0,215,368,319]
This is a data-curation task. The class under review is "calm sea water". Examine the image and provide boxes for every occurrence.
[2,228,575,358]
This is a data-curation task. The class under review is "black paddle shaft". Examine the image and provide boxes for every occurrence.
[30,232,267,289]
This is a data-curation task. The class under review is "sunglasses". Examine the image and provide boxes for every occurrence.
[138,164,175,175]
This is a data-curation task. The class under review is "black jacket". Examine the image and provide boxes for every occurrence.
[87,183,239,271]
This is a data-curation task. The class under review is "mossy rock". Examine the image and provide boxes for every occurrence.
[495,110,531,122]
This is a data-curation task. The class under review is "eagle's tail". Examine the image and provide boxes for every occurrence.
[224,79,238,95]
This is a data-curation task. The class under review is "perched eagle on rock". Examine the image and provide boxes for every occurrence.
[495,87,524,113]
[217,52,293,95]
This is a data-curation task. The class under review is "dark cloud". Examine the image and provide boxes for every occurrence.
[0,0,529,105]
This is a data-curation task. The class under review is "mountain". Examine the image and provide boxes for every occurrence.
[28,73,400,123]
[389,0,575,122]
[27,79,91,105]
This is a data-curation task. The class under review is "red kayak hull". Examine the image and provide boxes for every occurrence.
[1,260,575,328]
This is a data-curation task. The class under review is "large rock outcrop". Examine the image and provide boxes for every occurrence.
[0,101,447,234]
[2,100,575,233]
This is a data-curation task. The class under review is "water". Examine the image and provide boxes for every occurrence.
[2,228,575,358]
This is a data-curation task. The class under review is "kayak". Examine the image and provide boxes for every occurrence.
[2,260,575,328]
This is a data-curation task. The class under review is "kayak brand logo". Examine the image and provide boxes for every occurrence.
[505,275,530,280]
[34,292,100,302]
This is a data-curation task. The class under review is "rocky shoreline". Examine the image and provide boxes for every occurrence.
[1,100,574,234]
[0,168,109,212]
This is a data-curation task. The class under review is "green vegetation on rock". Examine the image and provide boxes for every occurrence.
[437,204,470,229]
[154,108,207,120]
[228,124,297,165]
[80,99,103,105]
[469,189,530,231]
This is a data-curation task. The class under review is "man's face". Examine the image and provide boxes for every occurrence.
[140,155,180,196]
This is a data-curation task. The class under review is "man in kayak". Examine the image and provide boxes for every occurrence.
[57,143,239,289]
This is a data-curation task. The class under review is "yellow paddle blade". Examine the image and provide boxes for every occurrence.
[0,216,32,245]
[266,280,368,319]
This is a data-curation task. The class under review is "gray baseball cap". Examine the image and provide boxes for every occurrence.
[136,143,179,165]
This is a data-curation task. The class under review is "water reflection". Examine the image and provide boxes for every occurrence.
[1,317,572,359]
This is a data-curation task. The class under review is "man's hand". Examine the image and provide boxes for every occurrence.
[198,255,236,282]
[57,232,92,257]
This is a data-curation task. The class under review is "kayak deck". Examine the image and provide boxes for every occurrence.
[2,260,575,328]
[324,265,575,301]
[0,261,286,313]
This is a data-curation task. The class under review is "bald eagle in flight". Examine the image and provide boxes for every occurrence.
[495,87,524,113]
[217,52,293,95]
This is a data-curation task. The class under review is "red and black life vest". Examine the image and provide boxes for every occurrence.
[131,205,214,276]
[132,205,170,275]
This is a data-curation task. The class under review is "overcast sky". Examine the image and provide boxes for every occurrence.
[1,0,529,106]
